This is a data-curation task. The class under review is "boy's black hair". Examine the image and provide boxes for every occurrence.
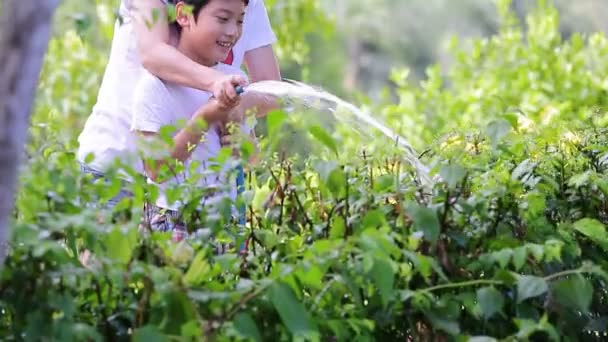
[169,0,249,22]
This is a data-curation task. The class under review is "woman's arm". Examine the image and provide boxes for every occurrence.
[131,0,244,102]
[244,45,281,83]
[241,0,281,82]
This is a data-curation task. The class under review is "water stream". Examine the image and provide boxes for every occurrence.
[243,80,434,188]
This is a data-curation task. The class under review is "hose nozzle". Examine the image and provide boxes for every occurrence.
[235,85,245,95]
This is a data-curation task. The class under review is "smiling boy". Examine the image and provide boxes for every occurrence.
[131,0,254,242]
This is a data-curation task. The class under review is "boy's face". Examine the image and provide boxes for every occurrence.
[178,0,245,66]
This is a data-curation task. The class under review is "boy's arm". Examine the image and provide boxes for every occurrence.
[132,74,236,182]
[140,101,235,182]
[130,0,244,102]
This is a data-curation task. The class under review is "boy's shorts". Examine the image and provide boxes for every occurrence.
[147,206,189,242]
[79,162,132,211]
[146,205,233,254]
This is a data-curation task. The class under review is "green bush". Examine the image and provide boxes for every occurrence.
[1,1,607,341]
[382,0,608,149]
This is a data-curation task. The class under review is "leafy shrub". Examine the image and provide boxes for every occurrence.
[1,1,607,341]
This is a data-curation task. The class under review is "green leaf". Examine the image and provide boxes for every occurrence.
[240,140,255,160]
[267,109,288,138]
[407,205,440,243]
[309,125,338,157]
[180,320,202,339]
[516,315,560,341]
[486,119,511,148]
[407,252,432,279]
[71,323,102,342]
[133,326,164,342]
[512,246,527,271]
[269,282,317,337]
[313,160,338,181]
[158,290,197,334]
[404,251,449,282]
[234,313,262,342]
[469,338,498,342]
[374,174,395,192]
[543,240,563,262]
[183,251,211,286]
[527,244,544,261]
[492,249,512,269]
[568,171,592,188]
[151,8,160,24]
[512,159,537,181]
[424,311,460,335]
[362,210,386,229]
[503,112,519,128]
[456,292,481,318]
[514,319,539,339]
[477,287,504,320]
[573,218,608,251]
[587,263,608,281]
[517,275,548,303]
[166,3,177,22]
[187,290,231,303]
[171,241,194,266]
[329,216,346,239]
[327,167,346,197]
[297,264,325,290]
[105,227,137,264]
[370,258,395,306]
[84,152,95,164]
[552,275,594,313]
[314,160,346,197]
[439,164,466,189]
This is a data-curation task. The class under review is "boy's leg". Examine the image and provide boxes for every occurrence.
[149,205,233,254]
[235,164,250,254]
[78,162,135,269]
[236,165,246,224]
[79,162,133,213]
[148,206,188,241]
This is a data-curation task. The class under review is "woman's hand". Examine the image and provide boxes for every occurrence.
[211,74,247,106]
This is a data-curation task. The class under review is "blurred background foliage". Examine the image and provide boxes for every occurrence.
[52,0,608,100]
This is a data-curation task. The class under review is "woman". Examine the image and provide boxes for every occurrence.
[76,0,280,208]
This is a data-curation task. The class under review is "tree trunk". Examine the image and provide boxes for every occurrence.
[0,0,59,266]
[343,36,362,92]
[335,0,361,92]
[510,0,527,23]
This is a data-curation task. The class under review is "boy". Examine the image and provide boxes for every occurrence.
[131,0,254,242]
[76,0,279,211]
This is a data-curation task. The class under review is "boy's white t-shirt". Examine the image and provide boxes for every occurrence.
[131,63,250,210]
[77,0,275,175]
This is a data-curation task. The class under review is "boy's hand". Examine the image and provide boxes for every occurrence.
[220,123,240,157]
[196,97,240,124]
[220,131,241,157]
[211,74,247,107]
[228,102,247,123]
[226,93,262,123]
